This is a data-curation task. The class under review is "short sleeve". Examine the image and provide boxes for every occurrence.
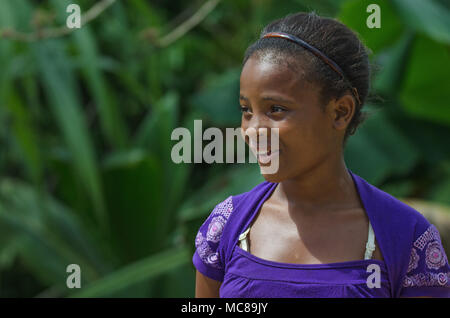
[192,196,234,282]
[400,224,450,297]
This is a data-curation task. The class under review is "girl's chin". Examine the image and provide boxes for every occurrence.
[260,171,285,183]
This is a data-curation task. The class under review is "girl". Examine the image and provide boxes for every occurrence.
[192,12,450,298]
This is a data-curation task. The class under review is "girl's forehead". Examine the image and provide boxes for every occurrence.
[240,55,314,97]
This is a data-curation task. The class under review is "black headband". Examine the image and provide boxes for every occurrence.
[261,31,361,105]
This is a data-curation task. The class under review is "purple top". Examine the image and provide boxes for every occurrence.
[193,169,450,297]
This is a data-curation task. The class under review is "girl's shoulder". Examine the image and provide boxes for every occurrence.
[196,180,273,247]
[192,181,273,281]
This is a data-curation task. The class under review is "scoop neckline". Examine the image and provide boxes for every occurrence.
[234,243,386,269]
[233,168,386,270]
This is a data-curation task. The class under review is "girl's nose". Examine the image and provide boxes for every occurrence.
[241,126,274,153]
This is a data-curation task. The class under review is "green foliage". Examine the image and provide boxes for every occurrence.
[0,0,449,297]
[339,0,404,53]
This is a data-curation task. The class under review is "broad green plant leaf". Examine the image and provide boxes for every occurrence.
[69,246,190,297]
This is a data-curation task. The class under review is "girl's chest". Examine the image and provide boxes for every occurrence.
[246,204,384,264]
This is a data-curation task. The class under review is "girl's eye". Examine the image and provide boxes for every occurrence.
[240,106,250,113]
[271,105,285,113]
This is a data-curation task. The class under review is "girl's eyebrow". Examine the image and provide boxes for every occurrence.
[261,95,295,104]
[239,94,295,104]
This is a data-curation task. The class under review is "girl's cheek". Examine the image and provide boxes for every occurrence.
[240,126,250,145]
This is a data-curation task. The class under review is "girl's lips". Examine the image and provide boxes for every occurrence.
[256,149,280,165]
[251,146,279,154]
[256,149,277,155]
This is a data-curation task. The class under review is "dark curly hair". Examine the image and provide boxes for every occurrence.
[242,12,370,146]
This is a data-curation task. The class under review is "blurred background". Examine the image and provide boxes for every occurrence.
[0,0,449,297]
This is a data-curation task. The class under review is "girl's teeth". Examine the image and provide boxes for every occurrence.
[257,150,279,164]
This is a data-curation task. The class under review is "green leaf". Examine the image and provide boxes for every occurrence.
[190,68,242,127]
[399,35,450,125]
[73,28,128,149]
[133,91,188,255]
[102,151,165,260]
[392,0,450,44]
[32,41,108,233]
[179,164,264,222]
[390,111,450,165]
[135,91,179,152]
[345,107,419,184]
[426,163,450,205]
[0,179,109,288]
[345,124,392,185]
[4,89,42,183]
[380,179,415,198]
[373,32,415,96]
[339,0,404,54]
[51,0,128,149]
[3,0,32,31]
[428,178,450,206]
[69,246,190,298]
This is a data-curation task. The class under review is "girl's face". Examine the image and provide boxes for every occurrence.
[239,54,344,182]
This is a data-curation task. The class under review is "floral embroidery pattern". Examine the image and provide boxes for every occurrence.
[195,196,234,269]
[195,232,221,269]
[425,241,447,270]
[207,216,227,243]
[413,225,441,250]
[402,224,450,288]
[407,248,420,273]
[402,272,450,287]
[212,196,233,219]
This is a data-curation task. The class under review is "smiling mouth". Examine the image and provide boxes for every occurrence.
[256,149,278,155]
[255,149,280,164]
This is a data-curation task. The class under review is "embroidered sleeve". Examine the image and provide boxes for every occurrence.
[192,196,234,282]
[400,224,450,297]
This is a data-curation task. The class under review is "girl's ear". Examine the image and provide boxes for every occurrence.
[331,94,355,131]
